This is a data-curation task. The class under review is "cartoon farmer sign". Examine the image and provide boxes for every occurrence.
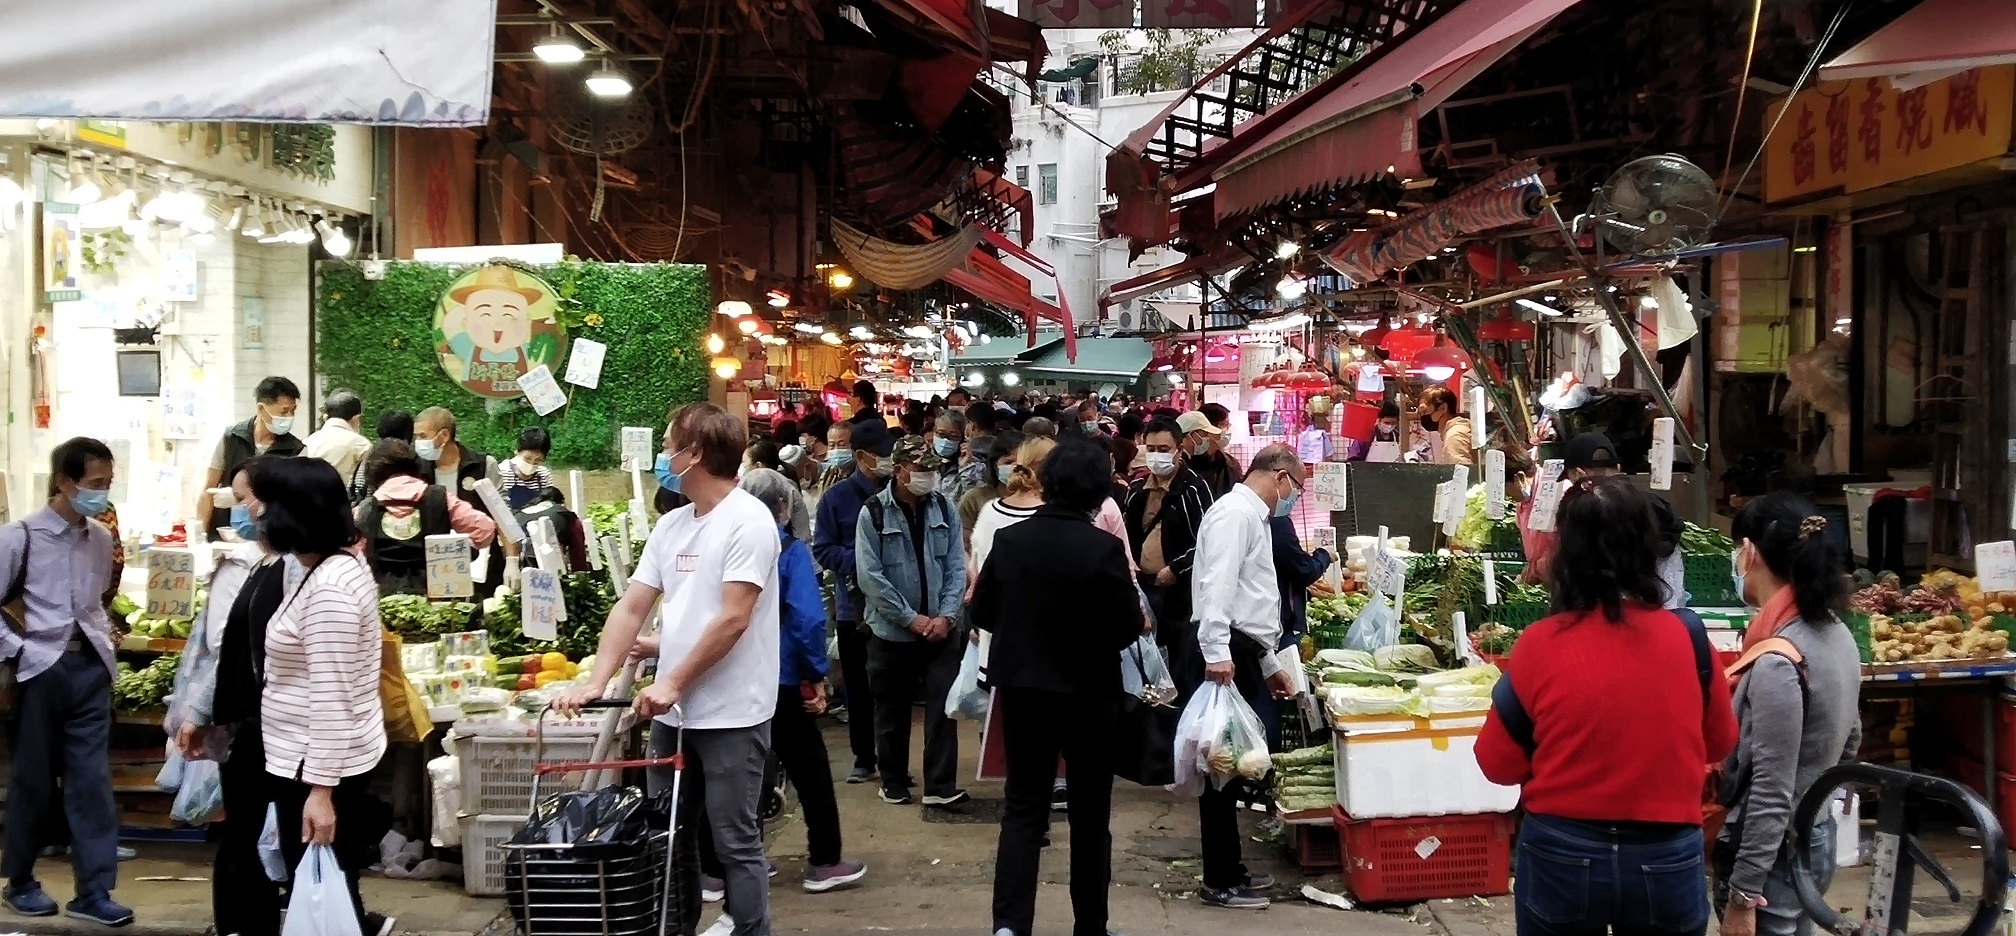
[435,265,568,398]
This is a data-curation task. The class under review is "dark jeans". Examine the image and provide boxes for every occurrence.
[213,724,376,936]
[1713,819,1835,936]
[836,620,876,772]
[3,648,117,899]
[866,633,961,797]
[1194,633,1266,891]
[1517,814,1708,936]
[772,687,843,866]
[993,688,1116,936]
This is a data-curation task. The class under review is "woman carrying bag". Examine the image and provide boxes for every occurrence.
[1714,494,1861,936]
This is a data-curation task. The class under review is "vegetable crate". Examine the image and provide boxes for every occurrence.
[1293,821,1342,873]
[462,813,526,896]
[1682,554,1740,607]
[1333,806,1515,904]
[1477,600,1549,629]
[459,734,602,816]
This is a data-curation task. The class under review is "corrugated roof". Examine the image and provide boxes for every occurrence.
[951,332,1064,365]
[1020,336,1155,378]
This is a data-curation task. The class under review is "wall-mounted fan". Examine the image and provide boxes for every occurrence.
[1588,154,1716,256]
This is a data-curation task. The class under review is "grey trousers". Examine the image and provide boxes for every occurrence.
[651,721,772,936]
[3,648,117,897]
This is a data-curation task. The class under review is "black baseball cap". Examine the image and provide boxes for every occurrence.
[851,419,896,458]
[1564,432,1620,471]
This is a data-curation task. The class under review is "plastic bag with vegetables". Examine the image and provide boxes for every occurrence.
[1170,682,1271,795]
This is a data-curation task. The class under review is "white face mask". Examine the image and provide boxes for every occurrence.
[905,471,937,497]
[267,414,294,436]
[1146,452,1178,477]
[415,438,441,461]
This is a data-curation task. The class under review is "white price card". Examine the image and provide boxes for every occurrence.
[1314,527,1342,593]
[144,547,198,621]
[620,427,656,472]
[1529,459,1566,533]
[1431,480,1456,524]
[516,364,570,416]
[1483,560,1500,605]
[472,479,527,545]
[425,534,474,599]
[562,337,607,389]
[1484,449,1507,520]
[521,567,564,642]
[1314,526,1338,553]
[1451,465,1470,496]
[1443,479,1464,536]
[1314,462,1348,510]
[1453,611,1475,664]
[1370,549,1407,597]
[1651,417,1676,491]
[1978,541,2016,593]
[1468,385,1488,450]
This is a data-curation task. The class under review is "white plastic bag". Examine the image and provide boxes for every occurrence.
[1342,587,1401,652]
[170,759,223,825]
[155,747,186,792]
[258,804,288,883]
[1119,636,1177,706]
[945,641,988,721]
[1171,682,1271,796]
[281,844,362,936]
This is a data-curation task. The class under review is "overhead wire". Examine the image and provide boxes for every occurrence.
[1713,0,1855,224]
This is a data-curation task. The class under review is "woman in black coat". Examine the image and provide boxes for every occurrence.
[970,435,1145,936]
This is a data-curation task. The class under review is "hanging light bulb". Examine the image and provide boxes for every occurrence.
[586,62,633,98]
[737,318,760,335]
[716,300,752,318]
[316,217,352,257]
[711,356,741,379]
[532,23,586,63]
[820,330,843,345]
[705,333,726,354]
[828,269,854,290]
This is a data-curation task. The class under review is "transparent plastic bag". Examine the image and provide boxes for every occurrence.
[281,845,363,936]
[155,747,186,792]
[1206,684,1271,791]
[1120,636,1177,707]
[1171,683,1228,797]
[170,758,223,825]
[945,641,989,721]
[1342,588,1401,652]
[258,804,288,882]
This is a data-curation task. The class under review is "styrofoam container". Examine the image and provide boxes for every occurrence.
[1333,713,1521,819]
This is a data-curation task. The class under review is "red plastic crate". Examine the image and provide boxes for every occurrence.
[1294,822,1341,873]
[1333,806,1515,903]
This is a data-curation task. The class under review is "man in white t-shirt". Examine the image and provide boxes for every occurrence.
[559,402,781,936]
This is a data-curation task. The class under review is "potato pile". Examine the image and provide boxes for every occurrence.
[1869,613,2010,663]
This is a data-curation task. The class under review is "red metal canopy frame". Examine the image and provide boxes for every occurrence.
[1819,0,2016,85]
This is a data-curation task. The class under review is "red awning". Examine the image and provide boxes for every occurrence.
[1209,0,1583,219]
[860,0,1047,76]
[942,227,1076,360]
[969,167,1035,246]
[1820,0,2016,86]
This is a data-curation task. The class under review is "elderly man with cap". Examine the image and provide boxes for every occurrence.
[854,436,969,810]
[1178,411,1236,497]
[812,419,896,785]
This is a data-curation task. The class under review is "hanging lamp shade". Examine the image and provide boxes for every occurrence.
[1412,344,1472,383]
[1362,314,1393,348]
[1477,308,1534,342]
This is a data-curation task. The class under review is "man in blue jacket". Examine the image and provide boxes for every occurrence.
[812,419,895,784]
[855,437,968,808]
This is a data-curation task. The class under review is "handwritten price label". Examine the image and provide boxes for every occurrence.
[521,568,563,641]
[425,534,474,599]
[145,547,197,621]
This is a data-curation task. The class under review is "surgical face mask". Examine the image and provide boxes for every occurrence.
[1732,547,1756,610]
[265,406,295,436]
[933,438,958,459]
[1420,413,1441,432]
[997,464,1016,486]
[1146,452,1177,477]
[230,504,259,542]
[1189,437,1211,457]
[415,438,442,462]
[827,450,854,471]
[1082,421,1100,435]
[71,487,111,518]
[1273,480,1300,518]
[905,470,937,497]
[655,453,682,494]
[868,457,895,480]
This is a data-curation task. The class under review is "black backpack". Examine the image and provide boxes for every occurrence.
[512,502,583,572]
[359,486,452,596]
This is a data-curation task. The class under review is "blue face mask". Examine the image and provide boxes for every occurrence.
[1732,549,1755,610]
[655,453,682,494]
[933,438,958,459]
[827,450,854,471]
[230,504,259,541]
[1273,485,1300,518]
[70,488,110,518]
[997,464,1015,486]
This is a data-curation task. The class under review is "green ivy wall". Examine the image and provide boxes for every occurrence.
[316,260,710,469]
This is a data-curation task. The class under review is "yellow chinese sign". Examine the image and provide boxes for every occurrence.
[1763,66,2015,203]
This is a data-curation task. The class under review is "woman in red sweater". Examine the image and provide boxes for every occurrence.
[1476,477,1739,936]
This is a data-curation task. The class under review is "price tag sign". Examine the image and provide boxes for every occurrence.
[521,567,564,641]
[1443,477,1464,537]
[1483,560,1500,605]
[1453,610,1475,663]
[1313,526,1338,553]
[1314,462,1348,510]
[472,479,527,545]
[1450,465,1470,496]
[425,534,474,599]
[1468,386,1488,450]
[145,547,197,621]
[1650,417,1676,491]
[620,427,656,472]
[516,364,570,416]
[562,337,607,389]
[1484,449,1507,520]
[1529,459,1566,533]
[1431,480,1456,524]
[1979,541,2016,593]
[1370,548,1407,597]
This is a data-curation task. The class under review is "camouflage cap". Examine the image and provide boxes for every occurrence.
[891,435,946,470]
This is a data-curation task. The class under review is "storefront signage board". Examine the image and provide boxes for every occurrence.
[433,264,569,400]
[1763,66,2016,203]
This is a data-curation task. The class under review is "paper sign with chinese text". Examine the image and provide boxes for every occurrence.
[562,338,607,389]
[145,547,198,621]
[1763,66,2015,203]
[1314,462,1348,510]
[1978,541,2016,594]
[425,534,473,599]
[620,427,655,472]
[521,567,563,642]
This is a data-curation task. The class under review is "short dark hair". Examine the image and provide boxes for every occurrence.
[323,390,363,421]
[51,436,114,487]
[416,406,457,440]
[255,376,301,404]
[1038,435,1114,515]
[1549,476,1668,621]
[746,439,783,472]
[966,402,998,433]
[775,420,801,446]
[376,409,415,442]
[947,388,972,404]
[853,380,877,405]
[1117,413,1144,439]
[668,402,746,480]
[1199,402,1231,429]
[899,411,928,437]
[516,426,552,455]
[1419,385,1459,414]
[1733,491,1849,625]
[1142,416,1183,447]
[363,439,425,491]
[252,456,360,555]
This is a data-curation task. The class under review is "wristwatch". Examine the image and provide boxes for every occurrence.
[1728,891,1767,910]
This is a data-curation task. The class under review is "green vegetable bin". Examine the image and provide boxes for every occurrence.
[1682,554,1740,607]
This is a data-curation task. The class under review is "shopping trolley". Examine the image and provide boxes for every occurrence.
[502,699,691,936]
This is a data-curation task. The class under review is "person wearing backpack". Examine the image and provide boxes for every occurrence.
[512,487,589,572]
[1714,494,1860,936]
[354,440,500,596]
[1475,476,1739,936]
[854,436,968,809]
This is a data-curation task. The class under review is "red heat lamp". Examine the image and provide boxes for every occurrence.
[1288,368,1330,391]
[1202,341,1233,364]
[1361,314,1393,349]
[1411,344,1472,384]
[1477,308,1534,342]
[1149,355,1177,373]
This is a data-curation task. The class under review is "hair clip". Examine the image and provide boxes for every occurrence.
[1798,515,1827,539]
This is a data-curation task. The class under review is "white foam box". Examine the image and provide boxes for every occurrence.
[1332,712,1521,819]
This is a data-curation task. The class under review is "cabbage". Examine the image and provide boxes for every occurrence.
[1426,695,1492,714]
[1413,664,1503,691]
[1315,648,1377,671]
[1373,644,1440,674]
[1431,683,1491,698]
[1326,686,1426,717]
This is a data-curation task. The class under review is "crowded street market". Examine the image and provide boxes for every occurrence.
[3,1,2016,936]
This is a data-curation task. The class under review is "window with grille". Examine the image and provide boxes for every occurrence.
[1038,164,1058,205]
[1014,165,1028,189]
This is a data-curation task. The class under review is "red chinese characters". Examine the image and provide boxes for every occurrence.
[1857,79,1886,165]
[1790,104,1818,185]
[1824,89,1850,173]
[1894,85,1932,154]
[1944,68,1991,135]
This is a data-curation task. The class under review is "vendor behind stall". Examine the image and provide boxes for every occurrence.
[1519,433,1684,606]
[1416,386,1472,466]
